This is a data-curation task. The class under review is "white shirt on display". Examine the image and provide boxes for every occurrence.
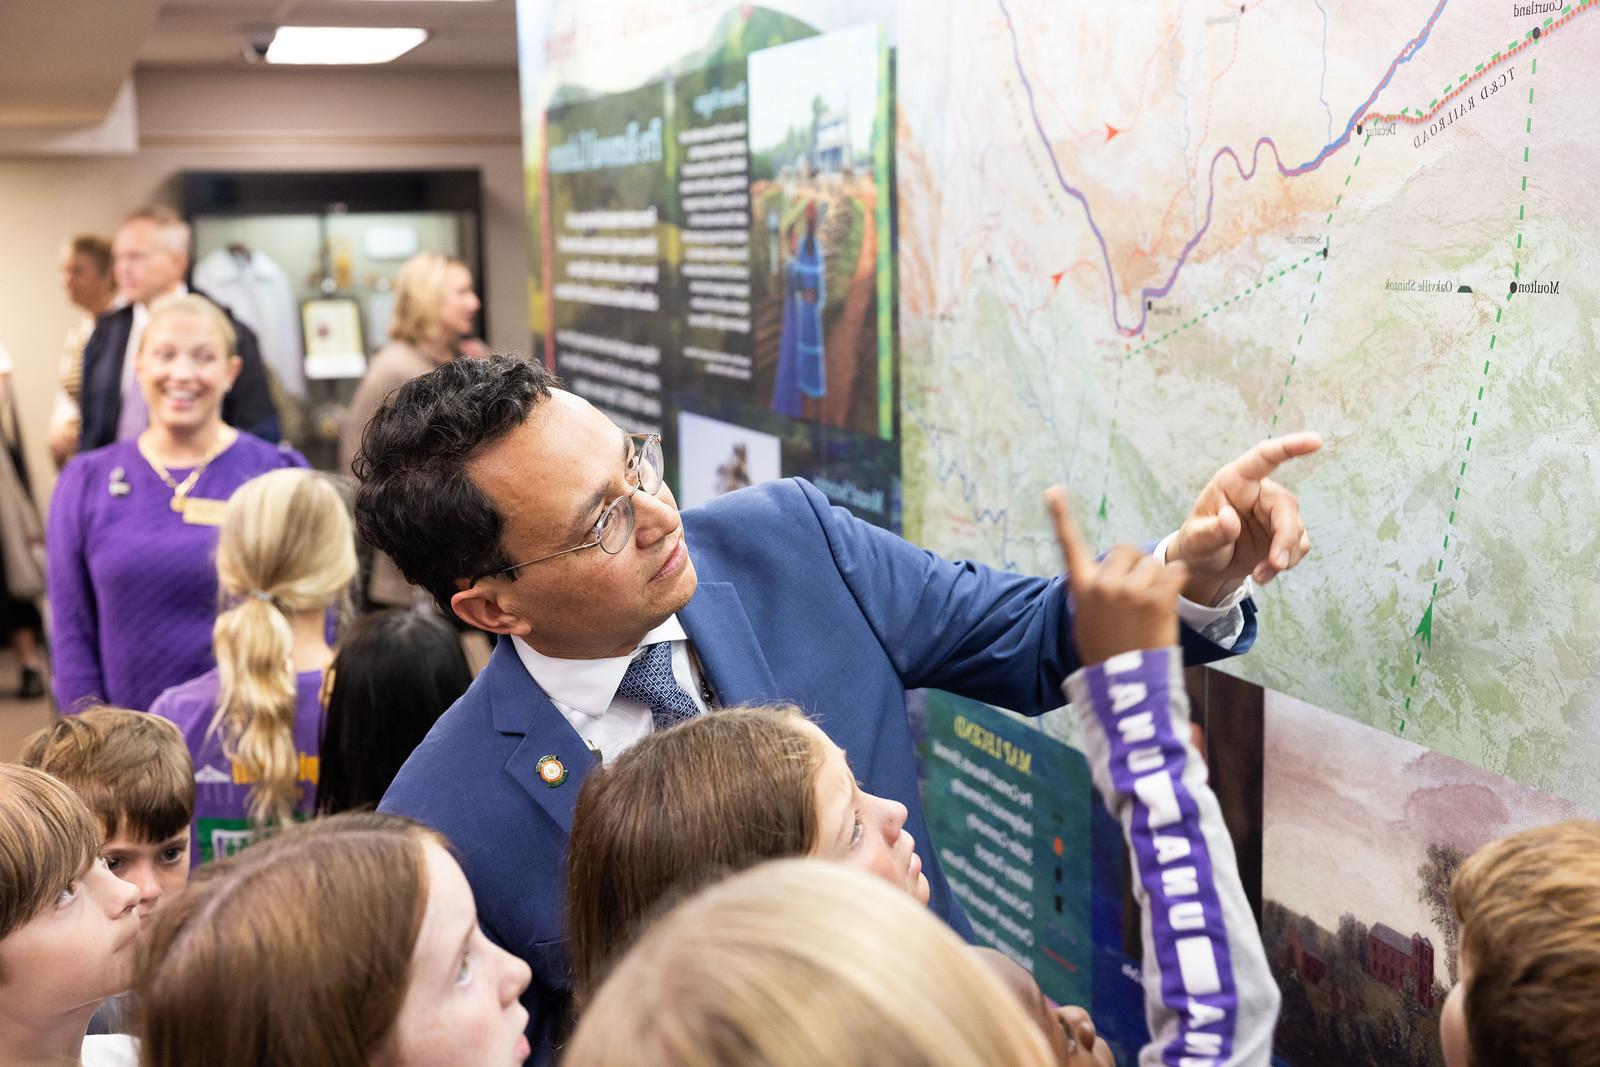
[193,248,305,398]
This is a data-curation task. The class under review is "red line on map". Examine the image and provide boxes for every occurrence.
[1361,1,1594,127]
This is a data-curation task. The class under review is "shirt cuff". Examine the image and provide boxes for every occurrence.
[1155,533,1251,650]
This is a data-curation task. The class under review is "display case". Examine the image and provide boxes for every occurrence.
[181,169,485,470]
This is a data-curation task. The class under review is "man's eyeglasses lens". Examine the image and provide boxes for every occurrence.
[594,436,664,554]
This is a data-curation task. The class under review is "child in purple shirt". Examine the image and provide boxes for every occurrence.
[150,468,355,864]
[151,668,326,865]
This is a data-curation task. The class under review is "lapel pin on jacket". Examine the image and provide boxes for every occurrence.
[108,467,131,497]
[536,754,567,788]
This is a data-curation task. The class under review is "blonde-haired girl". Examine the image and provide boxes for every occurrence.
[566,859,1062,1067]
[151,468,356,863]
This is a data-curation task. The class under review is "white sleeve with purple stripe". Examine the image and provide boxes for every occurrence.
[1065,647,1279,1067]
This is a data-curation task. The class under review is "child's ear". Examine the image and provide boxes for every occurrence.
[1439,980,1471,1067]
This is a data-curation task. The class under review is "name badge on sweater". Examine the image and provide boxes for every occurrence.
[179,497,228,526]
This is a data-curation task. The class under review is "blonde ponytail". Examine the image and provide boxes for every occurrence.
[213,598,300,825]
[211,470,357,827]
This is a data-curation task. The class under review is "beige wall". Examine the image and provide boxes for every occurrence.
[0,64,530,502]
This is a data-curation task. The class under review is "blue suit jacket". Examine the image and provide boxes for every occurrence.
[379,478,1254,1063]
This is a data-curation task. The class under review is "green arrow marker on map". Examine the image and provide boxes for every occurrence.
[1415,602,1435,647]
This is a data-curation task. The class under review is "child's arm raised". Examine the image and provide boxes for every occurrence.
[1047,488,1279,1067]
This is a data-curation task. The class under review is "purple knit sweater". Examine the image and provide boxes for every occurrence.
[46,435,307,712]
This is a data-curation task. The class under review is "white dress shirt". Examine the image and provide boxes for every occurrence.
[1156,533,1253,648]
[512,615,708,765]
[120,282,188,398]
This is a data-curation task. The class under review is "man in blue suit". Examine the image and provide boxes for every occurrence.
[357,355,1318,1064]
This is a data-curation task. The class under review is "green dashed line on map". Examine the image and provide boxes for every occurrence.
[1115,246,1333,364]
[1099,354,1130,522]
[1266,140,1368,430]
[1400,44,1541,733]
[1100,241,1329,520]
[1380,1,1589,127]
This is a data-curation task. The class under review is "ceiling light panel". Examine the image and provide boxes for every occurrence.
[265,26,428,65]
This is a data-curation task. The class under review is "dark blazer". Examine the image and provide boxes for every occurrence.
[77,289,281,450]
[379,478,1255,1064]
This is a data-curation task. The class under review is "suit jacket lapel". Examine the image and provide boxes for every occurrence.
[679,581,782,707]
[483,586,780,834]
[85,309,133,447]
[487,637,593,836]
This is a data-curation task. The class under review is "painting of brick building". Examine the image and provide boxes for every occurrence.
[1285,930,1327,987]
[1260,690,1592,1065]
[1367,924,1434,1009]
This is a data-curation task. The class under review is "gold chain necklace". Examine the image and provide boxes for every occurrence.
[138,434,232,513]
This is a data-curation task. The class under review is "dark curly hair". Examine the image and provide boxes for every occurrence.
[352,353,557,614]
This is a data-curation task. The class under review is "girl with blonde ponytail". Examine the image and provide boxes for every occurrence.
[151,469,356,864]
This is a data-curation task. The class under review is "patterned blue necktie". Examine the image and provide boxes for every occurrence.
[616,642,701,732]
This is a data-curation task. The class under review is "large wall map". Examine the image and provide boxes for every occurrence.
[898,0,1600,806]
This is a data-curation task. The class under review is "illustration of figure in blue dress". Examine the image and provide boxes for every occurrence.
[772,200,826,417]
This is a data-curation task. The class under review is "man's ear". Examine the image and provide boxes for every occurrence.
[450,581,531,637]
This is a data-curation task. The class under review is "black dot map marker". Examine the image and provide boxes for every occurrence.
[1508,281,1518,295]
[1357,123,1363,134]
[1532,25,1541,39]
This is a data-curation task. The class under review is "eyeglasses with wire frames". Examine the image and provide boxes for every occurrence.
[484,433,664,577]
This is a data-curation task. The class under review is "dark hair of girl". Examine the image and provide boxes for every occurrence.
[316,610,474,814]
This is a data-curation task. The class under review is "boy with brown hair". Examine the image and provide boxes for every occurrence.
[20,708,194,1036]
[1439,819,1600,1067]
[19,708,195,920]
[0,764,142,1065]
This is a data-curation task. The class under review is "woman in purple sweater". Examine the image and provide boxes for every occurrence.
[151,468,356,865]
[47,295,305,712]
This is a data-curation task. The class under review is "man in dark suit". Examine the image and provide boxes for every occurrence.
[357,355,1318,1064]
[75,206,279,455]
